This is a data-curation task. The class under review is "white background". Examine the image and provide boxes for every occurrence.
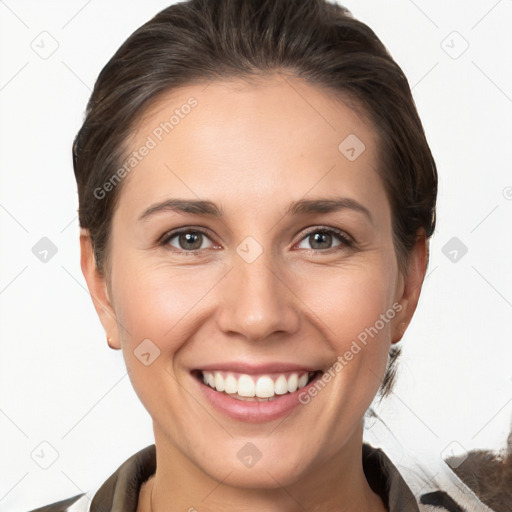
[1,1,511,510]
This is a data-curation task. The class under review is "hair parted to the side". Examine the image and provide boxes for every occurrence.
[72,0,438,399]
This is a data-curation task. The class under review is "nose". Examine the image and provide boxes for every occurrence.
[215,249,300,343]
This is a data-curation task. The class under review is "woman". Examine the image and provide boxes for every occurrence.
[27,0,498,511]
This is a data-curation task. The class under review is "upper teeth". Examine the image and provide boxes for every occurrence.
[202,371,312,398]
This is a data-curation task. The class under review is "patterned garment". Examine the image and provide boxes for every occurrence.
[27,442,495,512]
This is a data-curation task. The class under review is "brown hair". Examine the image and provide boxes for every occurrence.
[72,0,437,398]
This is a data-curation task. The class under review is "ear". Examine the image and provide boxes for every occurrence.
[80,229,121,349]
[391,229,428,343]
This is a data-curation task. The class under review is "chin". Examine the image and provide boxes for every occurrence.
[192,435,318,490]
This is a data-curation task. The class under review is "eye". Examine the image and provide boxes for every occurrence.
[159,226,354,254]
[160,228,216,253]
[295,227,353,252]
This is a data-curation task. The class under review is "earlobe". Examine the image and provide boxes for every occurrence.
[391,321,407,344]
[391,230,428,343]
[79,229,121,349]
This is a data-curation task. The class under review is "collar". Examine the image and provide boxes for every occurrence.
[80,442,419,512]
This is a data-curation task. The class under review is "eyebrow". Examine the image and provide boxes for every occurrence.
[137,197,373,224]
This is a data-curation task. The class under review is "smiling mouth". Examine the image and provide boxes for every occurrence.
[192,370,323,402]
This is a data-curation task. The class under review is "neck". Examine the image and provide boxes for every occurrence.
[138,423,386,512]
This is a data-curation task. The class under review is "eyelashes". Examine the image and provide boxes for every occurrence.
[159,228,216,253]
[295,227,354,251]
[158,225,355,255]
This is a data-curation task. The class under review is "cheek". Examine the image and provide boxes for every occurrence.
[109,258,200,406]
[113,257,207,344]
[112,244,398,395]
[113,246,399,353]
[298,257,398,405]
[111,262,200,422]
[302,256,398,339]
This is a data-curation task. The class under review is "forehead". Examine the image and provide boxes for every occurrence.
[133,73,377,152]
[116,73,384,219]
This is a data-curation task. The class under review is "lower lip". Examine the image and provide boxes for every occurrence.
[193,372,322,423]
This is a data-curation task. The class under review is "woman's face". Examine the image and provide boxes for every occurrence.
[82,74,425,488]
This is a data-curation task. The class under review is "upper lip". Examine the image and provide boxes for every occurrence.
[194,362,321,374]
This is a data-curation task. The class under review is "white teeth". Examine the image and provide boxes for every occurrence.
[298,373,309,388]
[274,375,288,395]
[224,374,237,394]
[200,370,314,398]
[214,371,225,392]
[255,376,275,398]
[237,375,255,397]
[287,373,298,393]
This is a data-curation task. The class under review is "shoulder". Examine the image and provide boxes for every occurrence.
[26,493,89,512]
[362,442,496,512]
[362,407,504,512]
[26,444,156,512]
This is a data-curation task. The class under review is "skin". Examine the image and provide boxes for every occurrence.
[80,73,427,512]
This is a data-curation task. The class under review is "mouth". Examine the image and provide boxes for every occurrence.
[192,369,323,402]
